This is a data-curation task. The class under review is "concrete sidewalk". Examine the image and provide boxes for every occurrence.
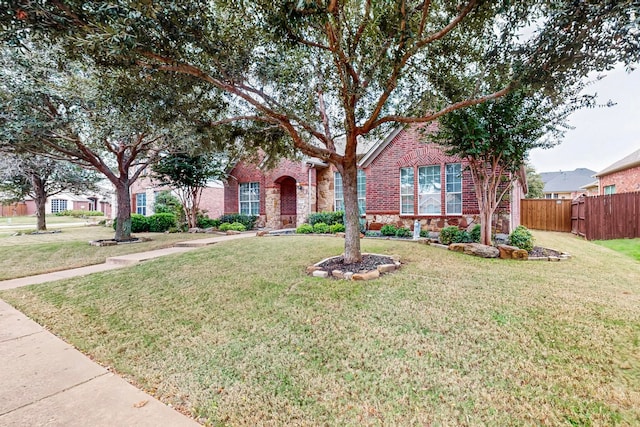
[0,231,256,426]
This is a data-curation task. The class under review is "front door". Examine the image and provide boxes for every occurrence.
[279,176,297,228]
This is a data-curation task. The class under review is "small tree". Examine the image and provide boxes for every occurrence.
[152,152,226,229]
[0,154,100,230]
[434,91,579,245]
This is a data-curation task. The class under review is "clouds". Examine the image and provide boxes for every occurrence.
[528,67,640,174]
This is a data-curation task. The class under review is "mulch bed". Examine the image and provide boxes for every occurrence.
[316,254,395,274]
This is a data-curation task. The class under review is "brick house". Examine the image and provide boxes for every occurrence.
[129,175,224,218]
[224,125,526,233]
[593,147,640,195]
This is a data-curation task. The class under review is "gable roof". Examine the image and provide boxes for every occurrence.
[358,123,439,168]
[539,168,596,193]
[594,147,640,177]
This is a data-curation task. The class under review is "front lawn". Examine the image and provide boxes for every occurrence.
[593,238,640,262]
[0,226,218,280]
[2,232,639,425]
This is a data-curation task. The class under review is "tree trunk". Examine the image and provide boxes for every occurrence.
[114,181,132,241]
[479,204,493,245]
[30,174,47,231]
[341,163,362,264]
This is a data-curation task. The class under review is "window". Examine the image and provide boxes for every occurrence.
[604,185,616,195]
[418,165,441,214]
[334,172,344,212]
[136,193,147,216]
[400,167,414,214]
[50,199,67,213]
[334,170,366,214]
[445,163,462,214]
[239,182,260,215]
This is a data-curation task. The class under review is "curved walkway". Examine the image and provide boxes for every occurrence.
[0,232,254,426]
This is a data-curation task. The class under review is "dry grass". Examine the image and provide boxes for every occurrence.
[1,232,639,426]
[0,226,216,280]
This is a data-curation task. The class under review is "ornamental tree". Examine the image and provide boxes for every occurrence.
[4,1,638,262]
[152,152,226,229]
[433,90,584,245]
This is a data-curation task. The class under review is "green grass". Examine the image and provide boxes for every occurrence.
[1,232,639,426]
[593,238,640,262]
[0,214,104,226]
[0,226,221,280]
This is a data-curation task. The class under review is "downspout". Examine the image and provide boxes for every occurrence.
[308,164,314,217]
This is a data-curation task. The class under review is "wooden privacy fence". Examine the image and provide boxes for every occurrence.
[572,192,640,240]
[520,199,572,232]
[0,203,27,217]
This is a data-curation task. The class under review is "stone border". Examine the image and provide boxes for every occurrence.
[307,253,401,281]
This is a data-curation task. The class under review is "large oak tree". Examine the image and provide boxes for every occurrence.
[4,1,638,261]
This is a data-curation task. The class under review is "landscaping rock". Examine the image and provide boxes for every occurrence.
[188,227,203,233]
[448,243,466,253]
[344,272,354,280]
[226,230,241,235]
[255,230,269,237]
[494,233,509,245]
[352,270,380,281]
[306,266,322,274]
[332,270,345,279]
[312,270,329,278]
[463,243,500,258]
[335,232,346,238]
[377,264,397,273]
[497,244,529,260]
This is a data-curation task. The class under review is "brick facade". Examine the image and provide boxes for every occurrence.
[598,165,640,194]
[130,175,224,218]
[226,158,317,228]
[223,126,521,232]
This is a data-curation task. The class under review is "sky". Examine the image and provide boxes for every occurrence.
[528,66,640,174]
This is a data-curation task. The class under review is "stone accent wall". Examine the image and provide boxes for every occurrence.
[265,187,281,229]
[316,168,334,212]
[599,165,640,194]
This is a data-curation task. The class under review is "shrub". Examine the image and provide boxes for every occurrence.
[219,222,246,232]
[419,230,429,238]
[508,225,534,252]
[380,224,398,236]
[167,226,181,233]
[329,223,346,233]
[469,224,481,243]
[296,224,314,234]
[113,214,149,233]
[218,213,257,230]
[439,226,462,245]
[55,210,104,217]
[313,222,330,234]
[308,211,344,226]
[395,227,412,238]
[197,216,221,229]
[148,213,177,232]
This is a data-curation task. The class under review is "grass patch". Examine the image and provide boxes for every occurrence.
[2,232,640,425]
[593,238,640,262]
[0,227,218,280]
[0,214,104,226]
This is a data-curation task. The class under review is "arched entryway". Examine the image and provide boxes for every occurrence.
[276,176,297,228]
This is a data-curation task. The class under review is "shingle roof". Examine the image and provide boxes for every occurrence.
[540,168,596,193]
[594,147,640,177]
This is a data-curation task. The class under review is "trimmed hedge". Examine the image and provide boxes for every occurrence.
[308,211,344,226]
[296,224,313,234]
[148,213,177,232]
[219,222,246,232]
[55,210,104,217]
[218,214,257,230]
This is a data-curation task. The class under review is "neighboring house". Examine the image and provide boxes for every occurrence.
[593,147,640,195]
[539,168,596,199]
[224,125,526,233]
[129,175,224,218]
